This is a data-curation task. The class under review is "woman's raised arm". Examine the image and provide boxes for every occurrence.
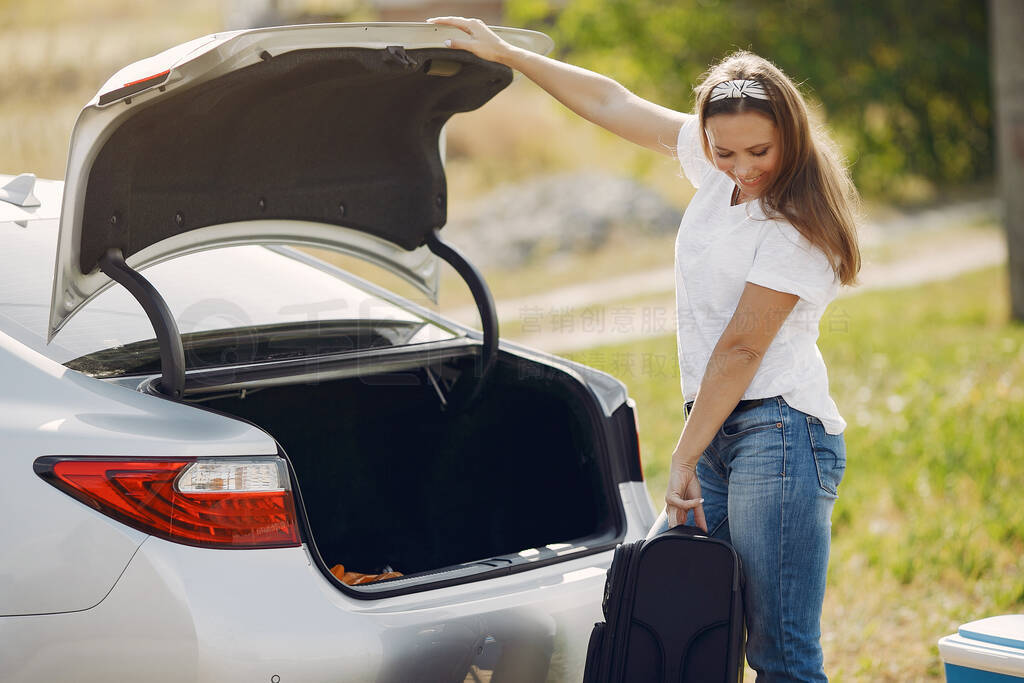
[427,17,689,156]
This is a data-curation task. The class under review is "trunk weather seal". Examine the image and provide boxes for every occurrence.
[175,337,481,395]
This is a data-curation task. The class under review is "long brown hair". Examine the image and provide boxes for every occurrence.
[694,51,861,285]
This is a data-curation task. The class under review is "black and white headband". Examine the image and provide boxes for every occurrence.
[709,79,769,102]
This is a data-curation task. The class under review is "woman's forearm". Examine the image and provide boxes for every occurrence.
[500,46,631,130]
[427,17,685,153]
[671,284,800,468]
[503,46,686,153]
[671,345,764,467]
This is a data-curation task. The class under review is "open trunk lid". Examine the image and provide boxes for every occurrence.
[49,22,553,340]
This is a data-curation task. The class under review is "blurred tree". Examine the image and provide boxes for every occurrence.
[989,0,1024,321]
[506,0,992,201]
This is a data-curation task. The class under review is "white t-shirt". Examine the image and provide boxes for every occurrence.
[674,115,846,434]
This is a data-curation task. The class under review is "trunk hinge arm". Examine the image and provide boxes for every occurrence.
[99,248,185,400]
[425,229,497,410]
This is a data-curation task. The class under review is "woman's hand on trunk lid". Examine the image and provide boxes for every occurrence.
[426,17,512,64]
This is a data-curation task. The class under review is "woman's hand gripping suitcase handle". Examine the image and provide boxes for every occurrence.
[666,460,707,533]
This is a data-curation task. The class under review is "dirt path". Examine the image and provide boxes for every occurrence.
[472,200,1006,354]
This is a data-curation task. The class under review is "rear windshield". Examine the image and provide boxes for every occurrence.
[0,220,456,375]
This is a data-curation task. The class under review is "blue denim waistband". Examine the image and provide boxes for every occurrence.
[684,397,768,419]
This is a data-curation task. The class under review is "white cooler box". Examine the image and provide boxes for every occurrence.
[939,615,1024,681]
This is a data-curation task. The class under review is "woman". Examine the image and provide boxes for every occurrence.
[427,16,860,682]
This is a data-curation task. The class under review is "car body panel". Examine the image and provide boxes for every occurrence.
[0,330,275,616]
[49,24,554,340]
[0,536,612,683]
[1,479,654,679]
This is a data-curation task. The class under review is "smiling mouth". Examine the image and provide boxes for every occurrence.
[737,174,765,185]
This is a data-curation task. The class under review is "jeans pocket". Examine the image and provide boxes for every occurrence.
[806,415,846,497]
[719,403,782,439]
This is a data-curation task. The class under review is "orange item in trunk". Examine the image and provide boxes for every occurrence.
[330,564,403,585]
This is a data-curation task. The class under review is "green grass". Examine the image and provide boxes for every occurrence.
[566,265,1024,681]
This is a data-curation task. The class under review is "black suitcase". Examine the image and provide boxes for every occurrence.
[583,525,745,683]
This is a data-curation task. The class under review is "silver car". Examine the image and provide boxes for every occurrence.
[0,23,656,682]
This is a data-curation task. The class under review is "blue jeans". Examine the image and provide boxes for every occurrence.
[646,396,846,682]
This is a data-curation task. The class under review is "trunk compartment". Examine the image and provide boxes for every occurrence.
[189,351,621,593]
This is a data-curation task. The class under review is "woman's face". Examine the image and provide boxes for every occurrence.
[704,111,781,198]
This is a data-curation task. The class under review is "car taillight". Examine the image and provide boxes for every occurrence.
[34,456,300,549]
